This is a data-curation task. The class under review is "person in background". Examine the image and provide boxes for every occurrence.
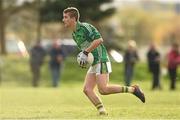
[49,40,65,87]
[147,43,161,90]
[30,41,46,87]
[167,43,180,90]
[124,40,139,86]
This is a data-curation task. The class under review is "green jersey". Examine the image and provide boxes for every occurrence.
[72,22,110,65]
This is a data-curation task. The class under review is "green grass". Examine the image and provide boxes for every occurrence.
[1,81,180,120]
[0,55,180,119]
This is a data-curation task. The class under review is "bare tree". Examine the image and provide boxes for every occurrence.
[0,0,35,55]
[0,0,6,54]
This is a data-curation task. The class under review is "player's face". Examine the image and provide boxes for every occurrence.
[62,13,74,28]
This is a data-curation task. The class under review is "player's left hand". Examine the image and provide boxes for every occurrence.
[79,51,88,68]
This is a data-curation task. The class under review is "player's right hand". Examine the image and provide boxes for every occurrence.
[78,51,88,68]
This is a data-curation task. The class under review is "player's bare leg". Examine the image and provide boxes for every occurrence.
[83,73,107,115]
[96,74,145,103]
[96,74,133,94]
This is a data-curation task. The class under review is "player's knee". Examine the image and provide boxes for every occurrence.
[83,87,93,95]
[98,88,108,95]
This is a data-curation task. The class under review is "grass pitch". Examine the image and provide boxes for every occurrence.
[0,55,180,119]
[1,81,180,120]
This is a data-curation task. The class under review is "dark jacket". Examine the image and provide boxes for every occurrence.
[124,50,139,67]
[30,45,46,66]
[49,47,65,68]
[147,49,160,73]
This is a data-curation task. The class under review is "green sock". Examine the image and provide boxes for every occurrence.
[121,86,134,93]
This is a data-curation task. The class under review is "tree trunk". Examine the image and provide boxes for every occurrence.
[37,0,41,43]
[0,0,6,55]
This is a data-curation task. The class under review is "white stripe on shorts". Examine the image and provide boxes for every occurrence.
[87,62,112,75]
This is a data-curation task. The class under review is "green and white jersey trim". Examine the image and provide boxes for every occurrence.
[83,23,93,36]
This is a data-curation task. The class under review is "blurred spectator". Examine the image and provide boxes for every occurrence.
[123,40,139,86]
[49,41,65,87]
[167,43,180,90]
[147,43,161,90]
[30,41,46,87]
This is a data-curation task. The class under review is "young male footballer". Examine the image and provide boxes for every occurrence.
[62,7,145,115]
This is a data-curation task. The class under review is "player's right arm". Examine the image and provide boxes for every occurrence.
[85,38,103,53]
[81,23,103,53]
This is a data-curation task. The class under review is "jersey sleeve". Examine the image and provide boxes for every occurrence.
[82,23,102,42]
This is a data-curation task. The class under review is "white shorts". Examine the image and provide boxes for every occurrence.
[87,62,112,75]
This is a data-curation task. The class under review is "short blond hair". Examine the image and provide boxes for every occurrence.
[63,7,80,21]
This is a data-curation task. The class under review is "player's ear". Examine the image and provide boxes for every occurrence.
[70,16,76,22]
